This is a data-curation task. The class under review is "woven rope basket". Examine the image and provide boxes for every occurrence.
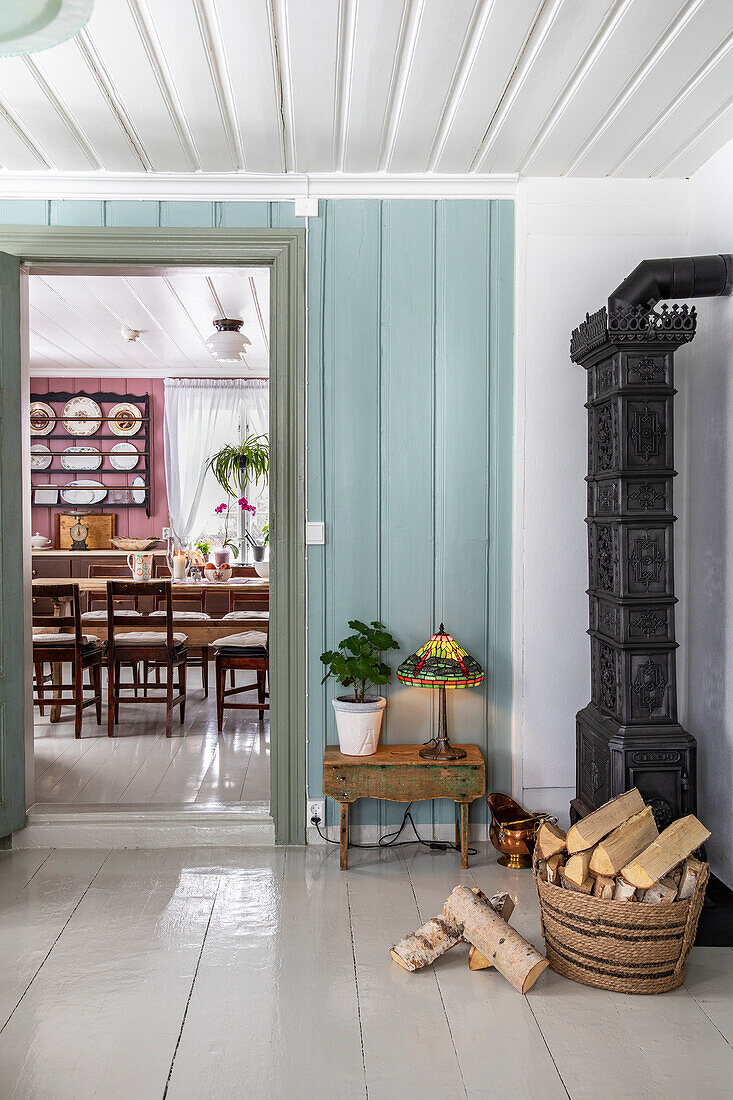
[534,858,709,994]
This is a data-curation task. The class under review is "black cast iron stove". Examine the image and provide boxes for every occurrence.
[570,254,733,827]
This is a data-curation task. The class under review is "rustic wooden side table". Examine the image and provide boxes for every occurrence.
[322,743,486,870]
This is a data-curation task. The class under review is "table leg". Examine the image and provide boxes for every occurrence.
[459,802,469,869]
[340,802,349,870]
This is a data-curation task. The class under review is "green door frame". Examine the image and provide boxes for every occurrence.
[0,226,307,845]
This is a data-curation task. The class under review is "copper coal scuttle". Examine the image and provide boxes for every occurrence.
[487,793,552,869]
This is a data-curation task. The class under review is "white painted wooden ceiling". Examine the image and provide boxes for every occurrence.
[28,268,270,377]
[0,0,730,182]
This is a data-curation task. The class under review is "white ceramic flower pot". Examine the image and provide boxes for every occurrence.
[332,696,386,756]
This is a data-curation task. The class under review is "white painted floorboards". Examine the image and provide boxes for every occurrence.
[33,671,270,807]
[0,844,729,1099]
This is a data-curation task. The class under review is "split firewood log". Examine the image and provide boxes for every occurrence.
[640,876,677,904]
[558,867,594,894]
[620,815,710,890]
[468,892,516,970]
[563,848,593,886]
[588,805,658,877]
[391,887,548,994]
[677,856,704,900]
[592,875,615,899]
[443,887,548,994]
[546,853,564,884]
[612,878,637,901]
[390,890,512,973]
[566,788,645,853]
[536,822,567,860]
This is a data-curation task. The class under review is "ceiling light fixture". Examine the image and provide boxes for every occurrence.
[0,0,94,58]
[205,318,252,363]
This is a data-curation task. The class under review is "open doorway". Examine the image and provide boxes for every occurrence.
[28,265,272,814]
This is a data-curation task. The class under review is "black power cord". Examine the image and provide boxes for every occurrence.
[311,801,477,856]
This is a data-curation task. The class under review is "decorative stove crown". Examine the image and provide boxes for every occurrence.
[570,302,697,362]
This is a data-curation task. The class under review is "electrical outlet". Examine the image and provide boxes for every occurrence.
[307,800,325,825]
[162,526,171,540]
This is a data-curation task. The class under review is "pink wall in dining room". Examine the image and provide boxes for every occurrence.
[31,377,169,543]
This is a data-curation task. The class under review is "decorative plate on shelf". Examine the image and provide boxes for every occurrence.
[109,402,142,436]
[107,488,131,505]
[131,475,146,504]
[62,396,102,436]
[109,441,139,471]
[61,445,102,472]
[30,402,55,436]
[30,443,53,470]
[60,480,107,506]
[33,486,59,505]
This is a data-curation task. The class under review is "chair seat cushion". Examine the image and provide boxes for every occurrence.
[113,631,188,647]
[33,632,100,647]
[212,631,268,657]
[82,610,142,621]
[150,610,211,620]
[222,611,270,621]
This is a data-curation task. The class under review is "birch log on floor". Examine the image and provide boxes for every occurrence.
[446,887,548,994]
[389,912,463,972]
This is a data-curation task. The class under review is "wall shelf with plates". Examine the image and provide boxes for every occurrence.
[29,390,151,517]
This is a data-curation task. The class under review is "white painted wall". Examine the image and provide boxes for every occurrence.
[514,177,691,831]
[686,138,733,889]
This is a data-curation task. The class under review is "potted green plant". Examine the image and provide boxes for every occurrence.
[320,620,400,756]
[207,435,269,564]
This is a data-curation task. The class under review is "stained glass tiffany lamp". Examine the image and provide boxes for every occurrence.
[397,624,484,760]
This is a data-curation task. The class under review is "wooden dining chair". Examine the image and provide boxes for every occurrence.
[212,631,269,731]
[222,565,269,687]
[84,564,143,696]
[106,580,187,738]
[144,563,211,696]
[32,582,105,738]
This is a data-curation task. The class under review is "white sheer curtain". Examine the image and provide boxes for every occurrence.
[241,380,269,540]
[163,379,244,545]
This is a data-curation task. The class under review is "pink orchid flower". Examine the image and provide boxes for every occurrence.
[238,497,256,514]
[214,502,227,514]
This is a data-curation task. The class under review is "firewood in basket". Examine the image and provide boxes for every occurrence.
[563,848,593,886]
[620,815,711,890]
[536,821,567,860]
[588,806,659,877]
[677,857,704,900]
[566,788,645,854]
[546,853,564,884]
[558,867,594,894]
[640,876,678,904]
[612,878,637,901]
[592,875,615,899]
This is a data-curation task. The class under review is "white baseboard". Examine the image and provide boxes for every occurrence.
[15,803,275,848]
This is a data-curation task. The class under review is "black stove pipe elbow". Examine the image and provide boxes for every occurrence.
[608,254,733,313]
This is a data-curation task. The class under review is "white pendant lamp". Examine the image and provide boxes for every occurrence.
[205,318,252,364]
[0,1,93,58]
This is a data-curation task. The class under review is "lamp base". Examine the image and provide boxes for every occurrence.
[419,740,467,761]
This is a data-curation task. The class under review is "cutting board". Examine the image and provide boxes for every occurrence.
[55,512,117,550]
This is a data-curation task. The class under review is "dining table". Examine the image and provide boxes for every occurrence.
[33,576,269,722]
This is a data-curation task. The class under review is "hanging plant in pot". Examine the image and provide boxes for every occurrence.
[320,620,400,756]
[207,434,269,562]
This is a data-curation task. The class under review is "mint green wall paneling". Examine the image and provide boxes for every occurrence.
[379,200,437,827]
[270,202,301,229]
[160,202,214,227]
[487,200,515,797]
[305,205,328,806]
[436,201,492,824]
[0,201,48,225]
[105,201,160,227]
[216,202,271,228]
[49,201,103,226]
[324,200,382,828]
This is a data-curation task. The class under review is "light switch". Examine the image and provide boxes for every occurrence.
[306,521,325,544]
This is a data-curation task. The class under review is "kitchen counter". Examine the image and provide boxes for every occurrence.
[31,549,167,557]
